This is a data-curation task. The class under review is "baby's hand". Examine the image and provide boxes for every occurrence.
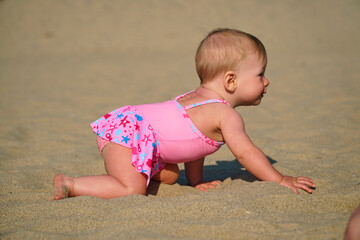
[195,180,222,192]
[280,176,316,194]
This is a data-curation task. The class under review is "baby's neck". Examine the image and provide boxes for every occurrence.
[196,85,225,100]
[197,83,237,107]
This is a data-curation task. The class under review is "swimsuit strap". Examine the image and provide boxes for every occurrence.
[174,90,196,101]
[174,90,230,110]
[184,99,230,110]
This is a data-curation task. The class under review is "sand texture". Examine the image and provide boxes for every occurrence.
[1,0,359,239]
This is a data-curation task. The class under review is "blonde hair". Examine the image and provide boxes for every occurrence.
[195,28,267,83]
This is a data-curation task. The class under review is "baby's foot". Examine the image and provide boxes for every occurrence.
[49,174,73,201]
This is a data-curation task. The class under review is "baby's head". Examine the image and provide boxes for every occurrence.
[195,28,267,83]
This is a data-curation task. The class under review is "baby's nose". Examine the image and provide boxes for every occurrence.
[264,77,270,87]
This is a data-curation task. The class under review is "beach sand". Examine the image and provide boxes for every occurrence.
[0,0,359,239]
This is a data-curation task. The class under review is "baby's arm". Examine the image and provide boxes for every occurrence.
[220,108,315,194]
[185,158,221,192]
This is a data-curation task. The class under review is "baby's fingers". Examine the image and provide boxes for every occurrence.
[289,183,311,194]
[195,180,222,192]
[296,177,316,189]
[293,180,315,194]
[195,184,214,192]
[210,180,222,186]
[297,177,316,187]
[281,176,316,194]
[296,183,313,193]
[195,185,208,192]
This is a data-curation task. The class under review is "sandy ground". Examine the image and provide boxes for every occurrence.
[0,0,359,239]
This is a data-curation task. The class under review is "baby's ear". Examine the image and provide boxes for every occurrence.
[224,71,237,92]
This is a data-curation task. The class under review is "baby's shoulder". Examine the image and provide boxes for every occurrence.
[218,107,245,129]
[217,104,242,119]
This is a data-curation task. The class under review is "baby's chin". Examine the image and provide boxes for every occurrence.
[252,98,263,106]
[244,101,261,106]
[254,94,265,105]
[241,97,263,106]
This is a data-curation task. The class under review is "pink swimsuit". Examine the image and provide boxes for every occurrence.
[90,91,230,185]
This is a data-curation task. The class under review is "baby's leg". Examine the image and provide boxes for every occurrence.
[74,143,147,198]
[50,143,147,200]
[152,163,179,184]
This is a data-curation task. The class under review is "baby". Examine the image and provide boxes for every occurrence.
[344,205,360,240]
[51,28,315,200]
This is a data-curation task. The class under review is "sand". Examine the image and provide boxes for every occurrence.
[0,0,359,239]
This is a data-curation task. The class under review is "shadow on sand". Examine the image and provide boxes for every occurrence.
[147,156,277,196]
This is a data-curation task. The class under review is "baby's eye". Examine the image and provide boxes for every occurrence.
[258,72,264,77]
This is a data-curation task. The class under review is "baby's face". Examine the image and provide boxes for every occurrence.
[233,54,269,106]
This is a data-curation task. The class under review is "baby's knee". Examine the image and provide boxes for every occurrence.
[151,163,179,184]
[125,186,147,196]
[164,164,179,184]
